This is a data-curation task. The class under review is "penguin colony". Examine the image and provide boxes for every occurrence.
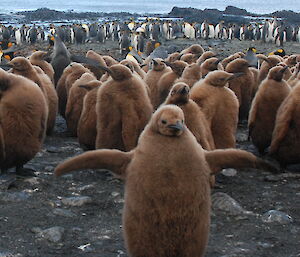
[1,16,300,59]
[1,30,300,256]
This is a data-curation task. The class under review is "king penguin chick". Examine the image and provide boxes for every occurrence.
[0,68,48,175]
[157,60,187,108]
[55,105,278,257]
[65,72,96,136]
[9,57,58,135]
[270,82,300,166]
[200,57,220,78]
[164,82,215,150]
[190,70,240,149]
[29,50,55,83]
[249,65,291,155]
[257,54,281,84]
[85,50,107,80]
[225,58,254,121]
[175,62,202,88]
[144,58,171,109]
[77,79,102,150]
[96,64,153,151]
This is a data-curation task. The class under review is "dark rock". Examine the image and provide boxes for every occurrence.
[0,191,31,202]
[262,210,293,224]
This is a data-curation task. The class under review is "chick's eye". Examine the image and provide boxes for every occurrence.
[161,120,167,124]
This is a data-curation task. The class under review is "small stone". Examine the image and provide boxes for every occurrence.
[264,175,280,182]
[78,243,93,252]
[0,251,23,257]
[31,227,43,234]
[212,192,254,216]
[0,191,31,203]
[46,147,61,153]
[236,133,248,142]
[37,226,65,243]
[44,166,54,172]
[24,177,40,185]
[117,250,126,256]
[78,184,95,191]
[62,196,92,207]
[257,242,274,248]
[53,208,76,218]
[72,227,83,233]
[221,168,237,177]
[261,210,293,224]
[111,192,120,197]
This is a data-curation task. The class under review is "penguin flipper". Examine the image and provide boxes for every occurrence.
[205,149,279,175]
[55,149,133,178]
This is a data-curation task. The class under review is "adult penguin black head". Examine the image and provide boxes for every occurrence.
[269,48,286,57]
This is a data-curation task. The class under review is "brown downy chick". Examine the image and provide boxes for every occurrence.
[225,58,254,121]
[284,54,299,67]
[0,69,48,175]
[120,59,146,79]
[287,62,300,88]
[29,50,54,83]
[144,58,171,108]
[165,52,180,63]
[200,57,220,78]
[180,53,200,64]
[77,79,102,150]
[190,70,240,148]
[164,82,215,150]
[96,64,153,151]
[56,63,76,117]
[249,67,259,97]
[85,50,107,79]
[56,62,92,118]
[270,82,300,166]
[65,72,96,136]
[257,54,281,84]
[197,51,216,64]
[157,60,187,108]
[180,44,204,55]
[175,63,202,88]
[55,104,278,257]
[249,65,290,155]
[9,57,57,134]
[221,52,243,69]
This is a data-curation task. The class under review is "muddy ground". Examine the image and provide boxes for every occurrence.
[1,38,300,257]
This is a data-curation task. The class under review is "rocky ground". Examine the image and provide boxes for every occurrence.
[1,38,300,257]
